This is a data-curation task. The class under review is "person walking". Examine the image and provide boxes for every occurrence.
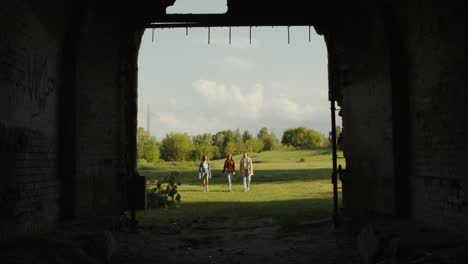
[222,153,236,192]
[198,155,211,192]
[239,152,254,192]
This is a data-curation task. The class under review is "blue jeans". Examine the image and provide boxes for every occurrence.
[225,172,233,191]
[243,170,251,191]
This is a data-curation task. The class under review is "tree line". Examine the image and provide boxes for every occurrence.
[137,126,335,162]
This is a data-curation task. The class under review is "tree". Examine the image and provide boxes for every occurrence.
[193,133,216,160]
[281,127,323,149]
[137,127,160,162]
[160,132,194,161]
[212,131,225,150]
[328,125,342,146]
[233,128,243,146]
[242,130,253,142]
[257,127,269,140]
[257,127,280,151]
[224,141,237,156]
[241,138,264,153]
[193,133,213,146]
[304,129,322,148]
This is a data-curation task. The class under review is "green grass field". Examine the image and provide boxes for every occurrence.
[137,149,344,227]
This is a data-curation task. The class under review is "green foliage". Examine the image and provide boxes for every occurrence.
[210,129,243,157]
[241,138,264,153]
[192,133,217,159]
[281,127,323,149]
[193,133,213,146]
[161,132,194,161]
[144,126,328,163]
[242,130,253,142]
[224,141,238,156]
[257,127,281,151]
[193,143,217,161]
[137,127,160,162]
[147,171,182,209]
[328,125,343,150]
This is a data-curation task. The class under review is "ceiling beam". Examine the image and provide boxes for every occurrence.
[147,13,314,28]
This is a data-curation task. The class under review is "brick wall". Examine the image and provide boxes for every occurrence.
[0,1,61,240]
[0,0,139,240]
[404,1,468,232]
[72,2,138,217]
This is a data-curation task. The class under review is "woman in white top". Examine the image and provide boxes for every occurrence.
[198,155,212,192]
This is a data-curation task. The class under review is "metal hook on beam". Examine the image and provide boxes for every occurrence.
[229,27,231,45]
[287,26,290,44]
[186,27,188,36]
[208,27,211,44]
[152,28,155,43]
[249,26,252,44]
[309,26,311,42]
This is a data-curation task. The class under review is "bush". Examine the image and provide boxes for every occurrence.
[137,158,148,165]
[137,127,160,162]
[147,171,182,209]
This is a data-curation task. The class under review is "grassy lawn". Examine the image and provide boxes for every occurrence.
[137,149,344,227]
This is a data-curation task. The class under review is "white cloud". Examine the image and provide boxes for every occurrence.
[193,80,227,100]
[193,80,264,118]
[271,96,305,121]
[155,111,230,137]
[269,94,329,122]
[144,80,330,139]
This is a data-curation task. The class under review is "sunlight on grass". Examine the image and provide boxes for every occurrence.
[137,149,344,227]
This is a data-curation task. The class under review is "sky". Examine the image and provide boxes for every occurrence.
[138,0,336,140]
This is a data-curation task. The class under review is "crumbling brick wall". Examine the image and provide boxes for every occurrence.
[0,1,62,240]
[404,1,468,232]
[0,0,141,241]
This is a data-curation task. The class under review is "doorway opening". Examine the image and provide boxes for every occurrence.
[132,23,346,262]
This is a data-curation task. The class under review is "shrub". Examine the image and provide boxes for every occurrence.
[147,171,182,209]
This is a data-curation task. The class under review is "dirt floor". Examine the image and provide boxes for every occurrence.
[2,217,468,264]
[112,217,361,264]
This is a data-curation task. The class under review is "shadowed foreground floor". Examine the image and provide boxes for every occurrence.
[2,217,468,264]
[113,217,360,264]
